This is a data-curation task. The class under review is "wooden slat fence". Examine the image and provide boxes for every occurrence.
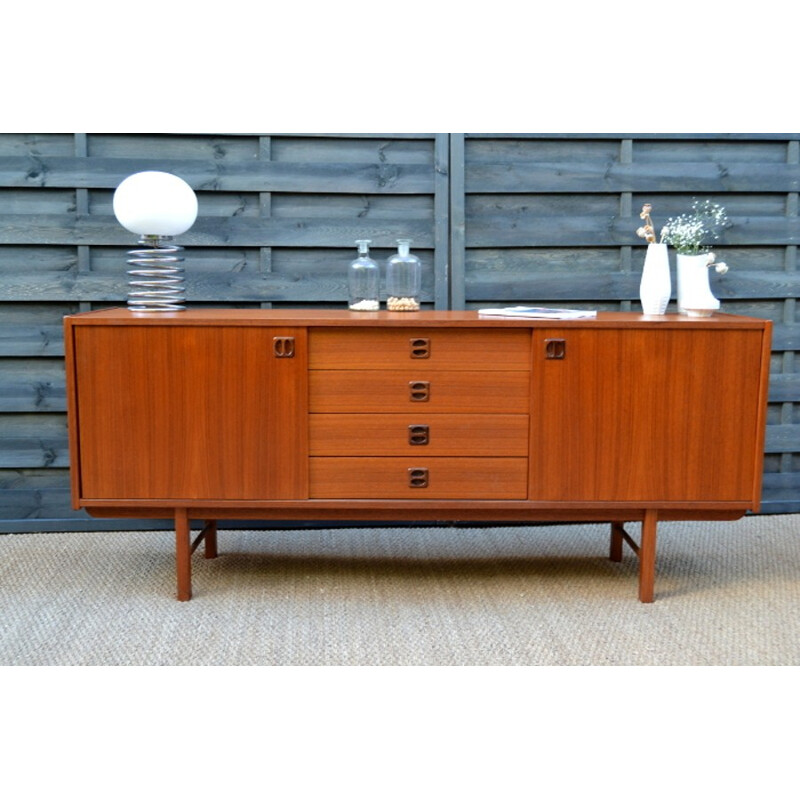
[0,132,797,530]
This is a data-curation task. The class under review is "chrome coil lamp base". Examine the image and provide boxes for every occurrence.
[126,235,186,312]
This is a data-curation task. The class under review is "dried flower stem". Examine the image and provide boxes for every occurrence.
[636,203,657,244]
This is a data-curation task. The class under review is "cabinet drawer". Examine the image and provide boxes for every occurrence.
[309,370,530,413]
[309,328,530,370]
[310,457,528,499]
[310,413,529,456]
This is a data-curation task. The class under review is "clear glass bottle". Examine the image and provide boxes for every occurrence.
[348,239,380,311]
[386,239,421,311]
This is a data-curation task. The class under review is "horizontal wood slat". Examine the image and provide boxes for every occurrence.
[466,162,800,193]
[463,215,800,248]
[0,437,69,468]
[463,133,799,141]
[768,374,800,403]
[0,360,66,412]
[0,214,435,247]
[0,157,435,193]
[0,324,65,355]
[764,424,800,452]
[0,414,68,467]
[0,272,435,304]
[465,270,799,301]
[0,487,76,518]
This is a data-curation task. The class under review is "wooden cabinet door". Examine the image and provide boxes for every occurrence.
[73,325,308,501]
[530,327,766,503]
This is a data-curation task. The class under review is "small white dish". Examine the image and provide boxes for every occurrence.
[684,308,716,317]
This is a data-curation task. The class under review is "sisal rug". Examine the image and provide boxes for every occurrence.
[1,515,799,666]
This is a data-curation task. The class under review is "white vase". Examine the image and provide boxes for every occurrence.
[676,253,720,316]
[639,242,671,315]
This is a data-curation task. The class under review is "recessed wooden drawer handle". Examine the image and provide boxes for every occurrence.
[409,381,430,401]
[408,467,429,488]
[410,338,430,359]
[408,424,430,445]
[545,338,566,360]
[273,336,295,358]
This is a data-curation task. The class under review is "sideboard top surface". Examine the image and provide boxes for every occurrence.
[65,308,771,330]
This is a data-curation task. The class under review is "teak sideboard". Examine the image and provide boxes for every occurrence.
[63,309,772,602]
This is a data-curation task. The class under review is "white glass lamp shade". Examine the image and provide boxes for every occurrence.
[112,171,198,237]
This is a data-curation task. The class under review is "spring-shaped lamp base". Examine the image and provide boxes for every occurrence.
[127,235,186,312]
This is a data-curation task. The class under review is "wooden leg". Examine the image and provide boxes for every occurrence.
[203,519,218,559]
[609,522,624,562]
[638,510,658,603]
[175,508,192,601]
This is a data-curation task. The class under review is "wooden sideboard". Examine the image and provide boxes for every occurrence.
[64,309,772,602]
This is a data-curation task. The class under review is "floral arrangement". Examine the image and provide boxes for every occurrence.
[661,200,728,255]
[636,201,729,274]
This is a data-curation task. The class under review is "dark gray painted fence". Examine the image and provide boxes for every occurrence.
[1,132,797,531]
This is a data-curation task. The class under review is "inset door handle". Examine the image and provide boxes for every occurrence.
[409,338,430,359]
[545,338,566,360]
[273,336,295,358]
[408,424,430,445]
[408,467,429,488]
[409,381,430,401]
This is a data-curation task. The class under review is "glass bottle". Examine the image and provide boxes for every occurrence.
[386,239,421,311]
[348,239,380,311]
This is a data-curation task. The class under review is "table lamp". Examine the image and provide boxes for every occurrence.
[112,170,198,312]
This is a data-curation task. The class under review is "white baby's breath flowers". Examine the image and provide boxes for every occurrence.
[661,200,729,255]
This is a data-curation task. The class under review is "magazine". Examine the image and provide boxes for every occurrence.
[477,306,597,320]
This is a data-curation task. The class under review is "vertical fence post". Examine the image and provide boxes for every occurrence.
[433,133,451,309]
[449,133,466,310]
